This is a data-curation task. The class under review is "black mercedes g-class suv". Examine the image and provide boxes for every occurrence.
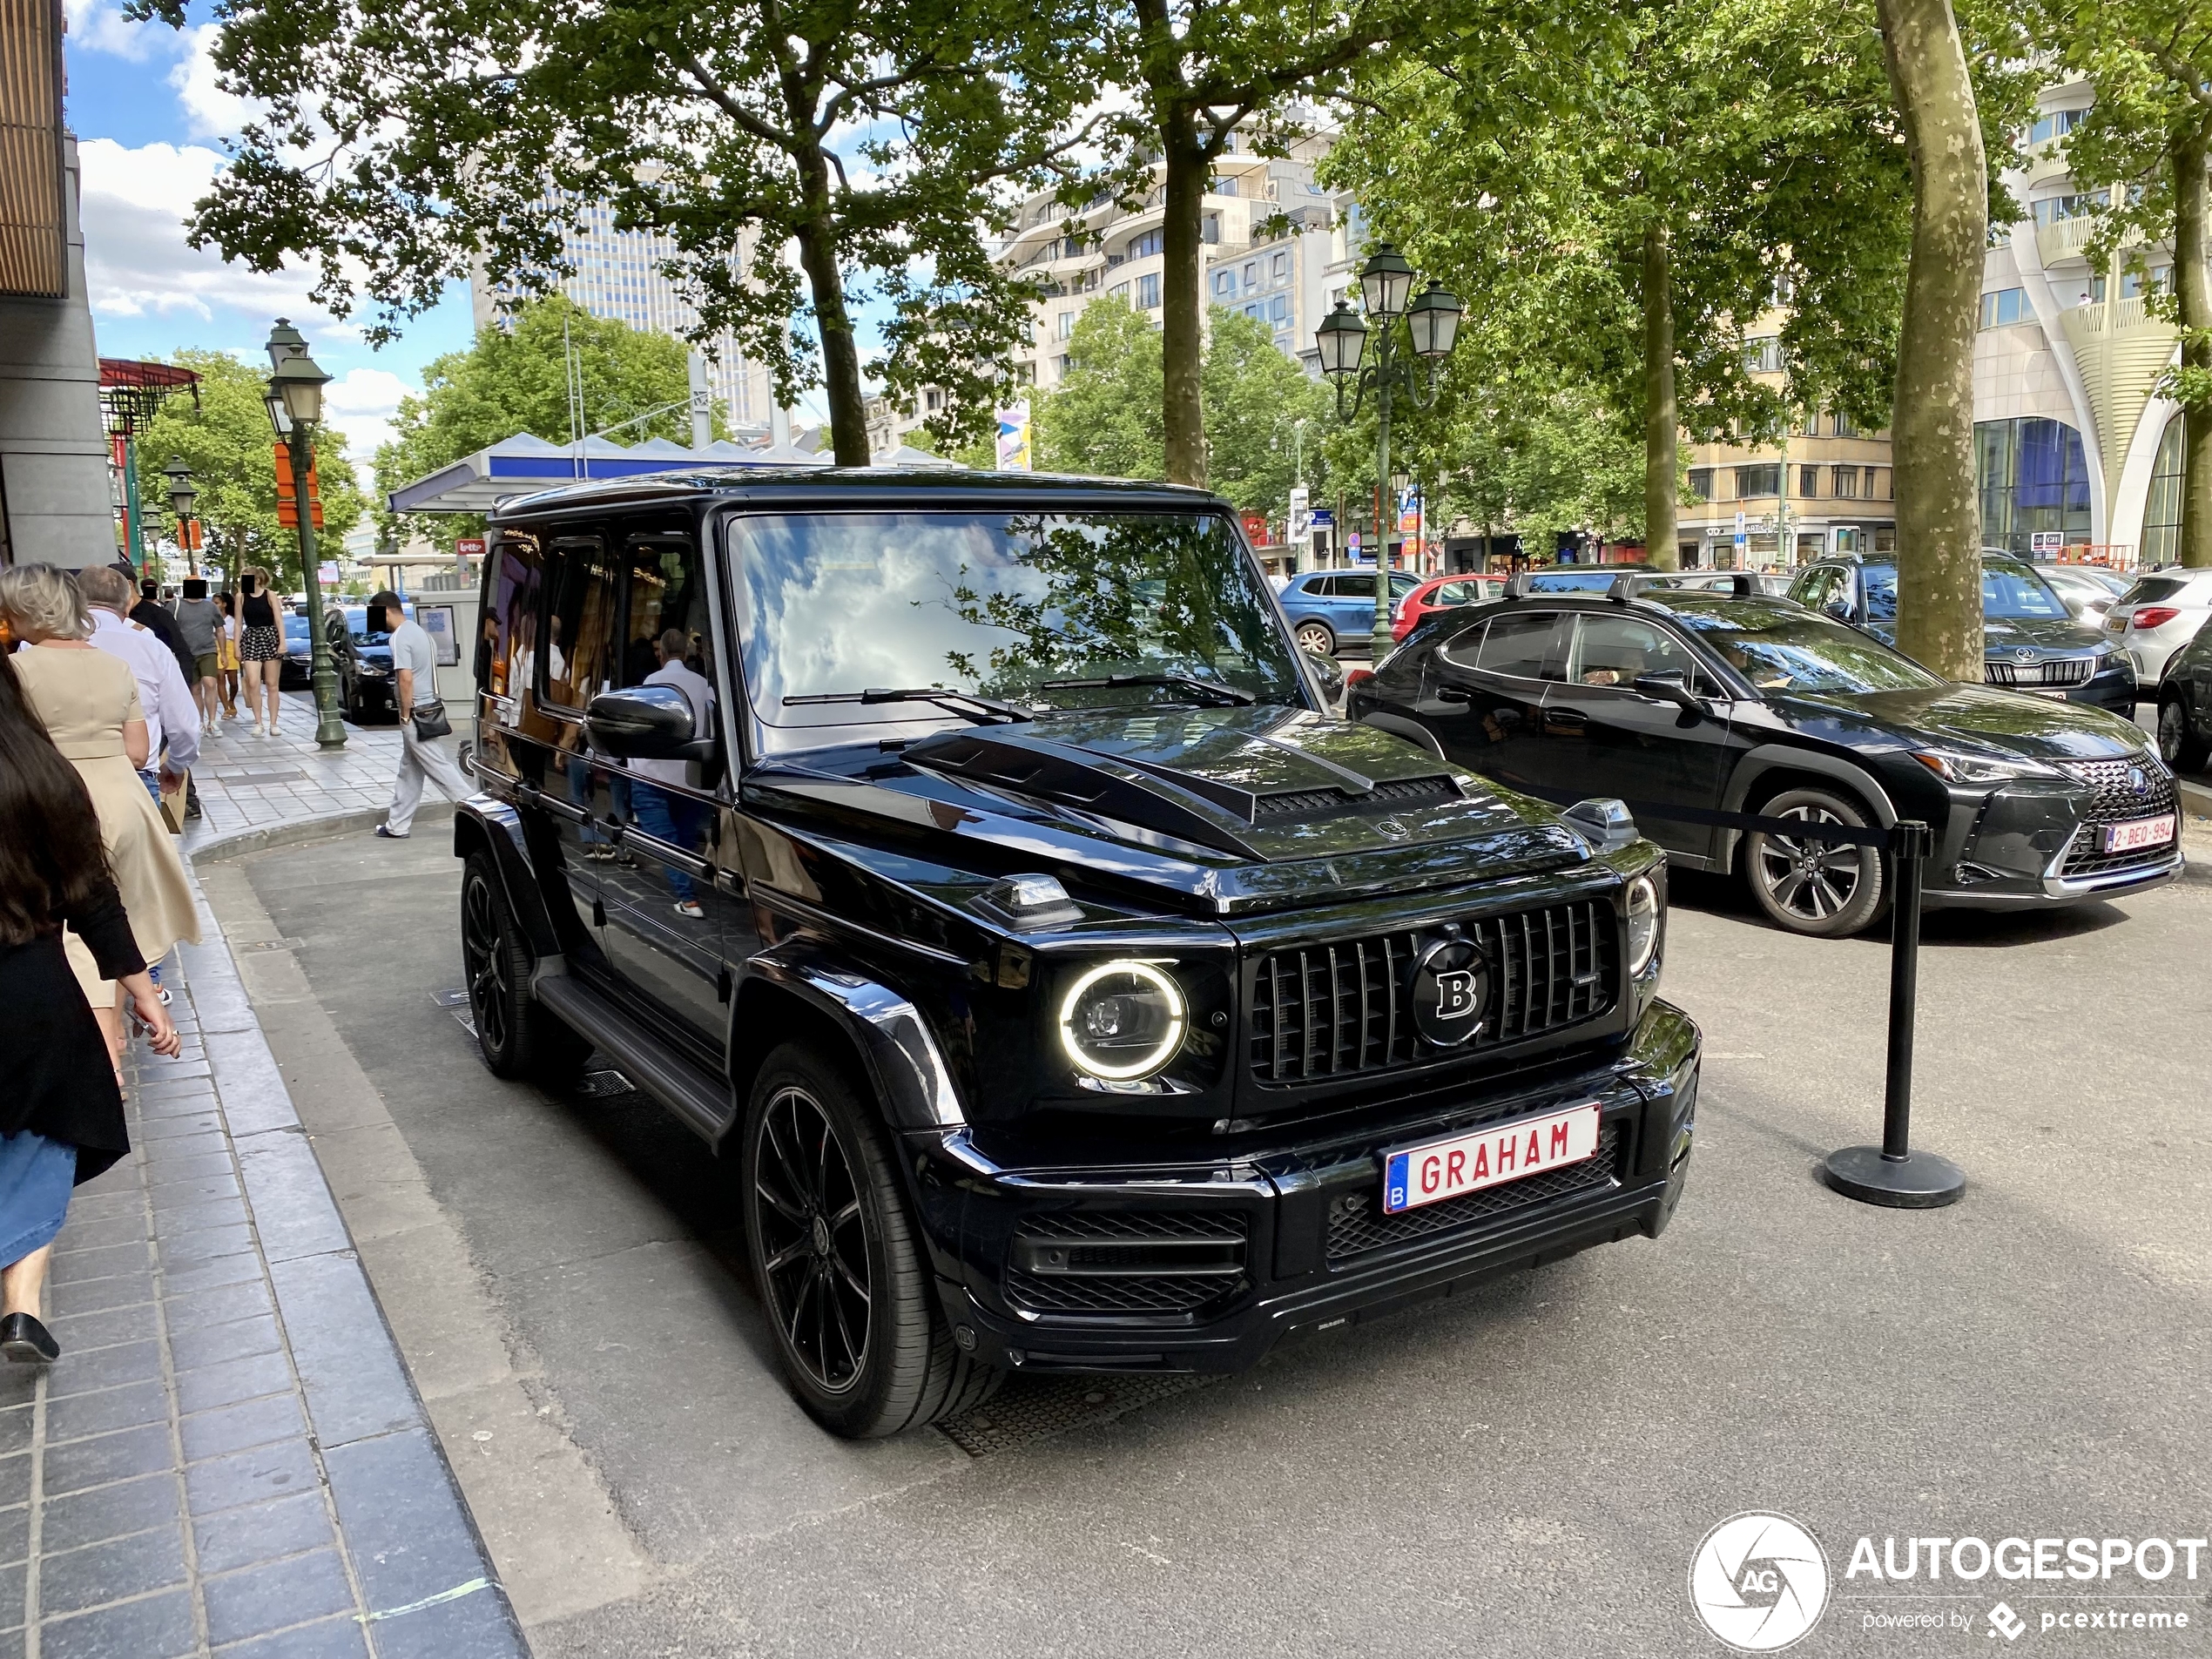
[456,469,1700,1437]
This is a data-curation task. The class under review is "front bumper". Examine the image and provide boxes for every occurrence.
[916,999,1699,1374]
[1923,767,2185,909]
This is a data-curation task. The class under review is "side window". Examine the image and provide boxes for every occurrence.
[487,532,541,702]
[617,534,712,691]
[540,535,619,710]
[1333,574,1375,601]
[1443,610,1569,681]
[1566,616,1706,691]
[1791,566,1841,617]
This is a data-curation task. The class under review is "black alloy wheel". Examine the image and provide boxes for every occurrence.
[1743,786,1887,939]
[740,1043,999,1438]
[460,852,588,1081]
[2158,692,2209,772]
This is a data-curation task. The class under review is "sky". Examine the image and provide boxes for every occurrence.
[60,1,887,475]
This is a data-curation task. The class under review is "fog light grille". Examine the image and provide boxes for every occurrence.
[1006,1211,1249,1318]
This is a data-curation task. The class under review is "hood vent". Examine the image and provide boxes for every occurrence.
[1252,775,1460,820]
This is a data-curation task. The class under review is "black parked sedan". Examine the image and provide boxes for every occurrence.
[1788,551,2135,714]
[1350,583,2183,936]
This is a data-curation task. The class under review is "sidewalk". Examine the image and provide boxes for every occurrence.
[3,704,523,1657]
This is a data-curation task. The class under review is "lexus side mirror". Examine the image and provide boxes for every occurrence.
[583,685,717,762]
[1632,672,1705,718]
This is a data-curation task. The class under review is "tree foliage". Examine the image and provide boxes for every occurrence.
[1033,302,1328,514]
[374,296,711,552]
[133,350,365,589]
[145,0,1100,465]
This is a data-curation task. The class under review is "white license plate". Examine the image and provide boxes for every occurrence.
[2101,814,2175,853]
[1381,1103,1602,1215]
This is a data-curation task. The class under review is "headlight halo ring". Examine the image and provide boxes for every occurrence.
[1057,959,1187,1081]
[1625,873,1662,976]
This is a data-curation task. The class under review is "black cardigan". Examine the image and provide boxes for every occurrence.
[0,880,145,1183]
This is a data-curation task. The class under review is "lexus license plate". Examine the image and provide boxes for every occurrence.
[2101,814,2175,853]
[1381,1103,1602,1215]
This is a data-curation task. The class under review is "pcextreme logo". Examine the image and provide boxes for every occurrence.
[1689,1512,1831,1652]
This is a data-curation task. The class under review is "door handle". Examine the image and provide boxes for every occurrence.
[1547,708,1588,730]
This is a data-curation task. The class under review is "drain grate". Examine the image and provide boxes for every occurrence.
[430,988,470,1008]
[573,1067,637,1100]
[938,1372,1217,1457]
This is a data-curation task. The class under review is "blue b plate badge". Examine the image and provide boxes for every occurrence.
[1382,1102,1602,1215]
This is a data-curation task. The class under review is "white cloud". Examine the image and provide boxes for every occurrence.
[64,0,165,62]
[322,368,413,460]
[77,138,341,327]
[170,24,257,142]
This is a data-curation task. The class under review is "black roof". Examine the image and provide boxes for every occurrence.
[489,466,1226,524]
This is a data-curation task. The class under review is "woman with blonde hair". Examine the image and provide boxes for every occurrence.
[0,566,199,1067]
[235,565,283,737]
[217,588,242,721]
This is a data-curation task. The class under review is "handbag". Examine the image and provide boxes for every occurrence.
[411,699,454,741]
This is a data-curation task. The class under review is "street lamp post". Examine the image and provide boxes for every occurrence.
[263,320,346,751]
[164,456,198,577]
[1316,246,1462,658]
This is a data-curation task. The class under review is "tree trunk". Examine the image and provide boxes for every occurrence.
[792,154,871,468]
[2175,124,2212,569]
[1875,0,1986,680]
[1642,225,1679,570]
[1160,109,1208,488]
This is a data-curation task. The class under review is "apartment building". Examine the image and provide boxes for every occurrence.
[469,194,776,434]
[999,136,1338,392]
[1976,89,2186,565]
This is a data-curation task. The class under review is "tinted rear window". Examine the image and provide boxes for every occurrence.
[2121,577,2189,604]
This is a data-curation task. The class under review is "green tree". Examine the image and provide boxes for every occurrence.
[133,349,365,590]
[1032,301,1327,516]
[1323,0,1923,574]
[149,0,1099,465]
[2034,0,2212,568]
[374,296,709,551]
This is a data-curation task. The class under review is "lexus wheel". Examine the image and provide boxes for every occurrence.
[1293,620,1335,656]
[742,1043,999,1438]
[1743,786,1886,939]
[460,852,588,1081]
[2158,693,2209,772]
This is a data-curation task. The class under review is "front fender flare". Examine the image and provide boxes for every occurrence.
[454,795,561,961]
[1715,745,1898,871]
[735,948,966,1131]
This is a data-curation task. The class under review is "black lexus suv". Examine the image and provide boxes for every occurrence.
[455,469,1699,1437]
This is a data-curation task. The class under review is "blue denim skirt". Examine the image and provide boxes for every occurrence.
[0,1131,78,1267]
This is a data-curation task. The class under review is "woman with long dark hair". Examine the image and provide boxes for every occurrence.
[0,651,179,1363]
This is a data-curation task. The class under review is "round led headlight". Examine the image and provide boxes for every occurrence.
[1626,874,1661,976]
[1059,961,1186,1081]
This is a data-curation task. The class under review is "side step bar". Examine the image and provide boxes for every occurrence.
[533,974,736,1146]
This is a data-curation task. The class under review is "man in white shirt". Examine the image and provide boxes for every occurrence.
[78,564,200,792]
[625,630,715,920]
[371,590,472,839]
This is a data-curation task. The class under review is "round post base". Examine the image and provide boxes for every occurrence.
[1822,1145,1964,1209]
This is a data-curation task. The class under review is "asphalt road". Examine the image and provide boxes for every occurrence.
[204,833,2212,1659]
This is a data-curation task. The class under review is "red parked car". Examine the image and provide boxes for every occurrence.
[1392,574,1505,642]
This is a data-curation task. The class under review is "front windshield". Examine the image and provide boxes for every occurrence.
[1863,562,2069,622]
[734,511,1307,725]
[1673,603,1946,694]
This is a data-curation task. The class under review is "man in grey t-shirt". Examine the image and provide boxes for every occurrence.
[172,578,225,738]
[370,591,471,839]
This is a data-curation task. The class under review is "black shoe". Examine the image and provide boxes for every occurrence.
[1,1313,58,1364]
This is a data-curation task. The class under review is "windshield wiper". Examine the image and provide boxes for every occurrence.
[782,687,1033,725]
[1035,672,1256,707]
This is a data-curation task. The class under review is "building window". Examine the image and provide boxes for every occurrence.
[2030,194,2094,227]
[1136,273,1161,309]
[1109,281,1130,302]
[1831,465,1858,498]
[1803,414,1822,437]
[1735,463,1782,498]
[1213,176,1238,197]
[1800,465,1820,497]
[1974,417,2093,555]
[2028,106,2086,145]
[2143,415,2186,564]
[1056,310,1075,340]
[1268,294,1288,322]
[1271,251,1290,281]
[1055,355,1072,380]
[1126,228,1163,260]
[1212,270,1236,298]
[925,389,943,413]
[2120,265,2172,300]
[1203,213,1220,246]
[1831,411,1858,438]
[1242,261,1258,293]
[1743,337,1782,374]
[1979,287,2028,328]
[1686,468,1714,503]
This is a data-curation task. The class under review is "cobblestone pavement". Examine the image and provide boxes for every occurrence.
[2,861,523,1653]
[185,695,408,854]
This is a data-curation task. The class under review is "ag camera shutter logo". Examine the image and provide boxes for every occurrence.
[1689,1512,1831,1651]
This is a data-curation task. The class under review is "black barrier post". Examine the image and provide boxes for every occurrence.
[1822,819,1965,1208]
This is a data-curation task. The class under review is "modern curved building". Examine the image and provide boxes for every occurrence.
[1978,85,2190,567]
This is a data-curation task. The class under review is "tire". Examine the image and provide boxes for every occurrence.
[1293,619,1335,655]
[742,1042,1000,1438]
[460,851,589,1082]
[2158,692,2209,772]
[1741,786,1887,939]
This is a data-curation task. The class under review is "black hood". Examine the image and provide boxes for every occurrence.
[1770,680,2148,761]
[1867,615,2108,659]
[749,705,1592,915]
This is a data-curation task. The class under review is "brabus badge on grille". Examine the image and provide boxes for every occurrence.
[1412,935,1488,1046]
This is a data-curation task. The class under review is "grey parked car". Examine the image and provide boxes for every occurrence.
[2155,614,2212,772]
